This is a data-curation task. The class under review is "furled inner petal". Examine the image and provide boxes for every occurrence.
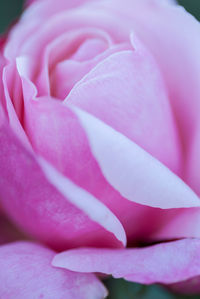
[2,62,31,149]
[47,29,111,99]
[33,28,112,97]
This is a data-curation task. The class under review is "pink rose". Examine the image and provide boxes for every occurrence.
[1,0,200,297]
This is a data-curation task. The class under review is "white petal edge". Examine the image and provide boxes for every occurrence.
[38,156,127,246]
[70,105,200,209]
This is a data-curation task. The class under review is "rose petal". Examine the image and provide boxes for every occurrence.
[72,106,200,209]
[15,65,200,242]
[0,241,107,299]
[4,0,94,60]
[36,28,112,97]
[7,3,129,60]
[152,207,200,241]
[37,156,127,247]
[53,238,200,285]
[2,62,32,149]
[24,0,93,19]
[66,45,181,175]
[0,118,126,249]
[19,93,181,243]
[105,0,200,195]
[15,56,167,242]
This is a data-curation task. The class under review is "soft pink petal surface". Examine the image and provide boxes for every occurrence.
[72,107,200,209]
[1,0,200,265]
[152,208,200,240]
[38,157,126,247]
[0,116,125,249]
[66,44,181,175]
[2,62,31,149]
[53,239,200,285]
[21,92,200,243]
[0,241,107,299]
[4,0,96,60]
[16,82,170,243]
[105,0,200,196]
[1,82,181,246]
[1,87,200,248]
[15,35,200,243]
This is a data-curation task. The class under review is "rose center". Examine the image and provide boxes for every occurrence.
[50,37,108,99]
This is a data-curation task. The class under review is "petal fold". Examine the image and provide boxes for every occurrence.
[72,106,200,209]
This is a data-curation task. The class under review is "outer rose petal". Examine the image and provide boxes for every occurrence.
[16,44,200,242]
[4,56,200,244]
[37,157,126,247]
[53,239,200,285]
[104,0,200,195]
[105,0,200,136]
[19,90,200,242]
[102,0,200,241]
[2,70,175,245]
[0,241,107,299]
[0,115,126,249]
[26,0,92,16]
[4,0,127,61]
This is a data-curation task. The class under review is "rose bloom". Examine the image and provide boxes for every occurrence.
[1,0,200,297]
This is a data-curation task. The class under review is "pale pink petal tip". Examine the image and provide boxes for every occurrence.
[71,106,200,209]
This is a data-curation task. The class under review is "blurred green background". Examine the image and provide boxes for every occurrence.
[0,0,200,298]
[0,0,24,33]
